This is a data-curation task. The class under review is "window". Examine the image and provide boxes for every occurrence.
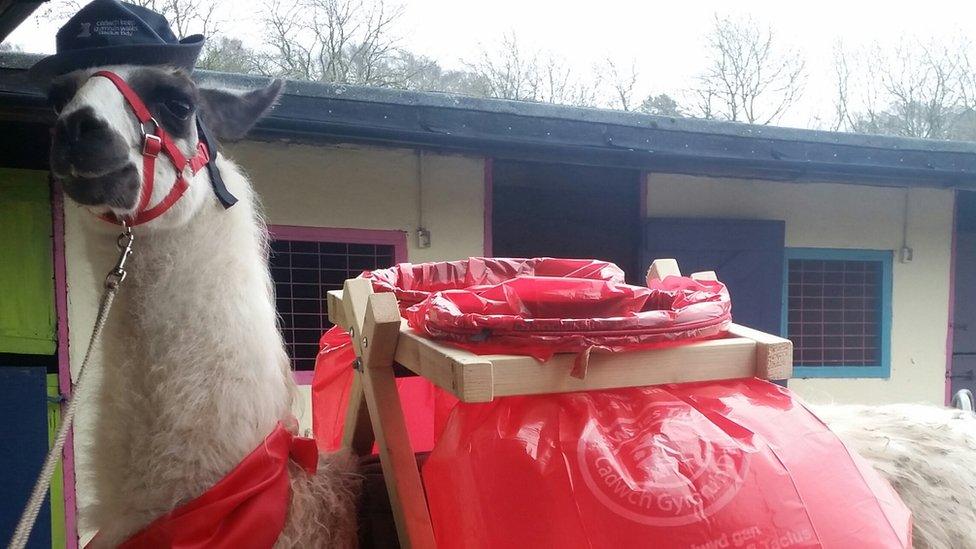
[268,227,406,373]
[782,248,892,378]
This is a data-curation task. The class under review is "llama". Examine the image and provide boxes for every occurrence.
[47,65,359,547]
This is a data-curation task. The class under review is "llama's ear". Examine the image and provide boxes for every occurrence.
[197,79,284,142]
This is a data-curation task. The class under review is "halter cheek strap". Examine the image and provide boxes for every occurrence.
[92,70,228,226]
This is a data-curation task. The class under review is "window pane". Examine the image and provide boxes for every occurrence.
[268,237,397,371]
[786,256,883,368]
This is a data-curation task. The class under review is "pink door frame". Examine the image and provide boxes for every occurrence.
[946,190,959,405]
[52,183,79,549]
[267,224,408,385]
[483,157,493,256]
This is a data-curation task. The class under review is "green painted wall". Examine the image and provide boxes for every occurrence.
[47,375,65,549]
[0,169,55,355]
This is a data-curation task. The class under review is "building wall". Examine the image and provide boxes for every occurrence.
[63,142,486,534]
[228,141,486,265]
[646,173,954,405]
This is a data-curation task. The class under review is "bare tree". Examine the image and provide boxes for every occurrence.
[463,33,540,101]
[463,33,598,106]
[603,58,638,111]
[831,42,853,132]
[537,55,599,106]
[692,14,805,124]
[960,49,976,112]
[260,0,414,87]
[135,0,221,38]
[40,0,222,38]
[835,37,975,140]
[196,37,268,74]
[881,41,964,138]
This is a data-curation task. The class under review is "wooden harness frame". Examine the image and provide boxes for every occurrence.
[327,259,793,549]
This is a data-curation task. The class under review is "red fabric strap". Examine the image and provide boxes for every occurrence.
[91,71,212,227]
[137,149,155,213]
[101,423,318,549]
[93,70,153,124]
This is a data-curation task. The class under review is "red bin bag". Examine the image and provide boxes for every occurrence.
[311,326,457,453]
[364,257,629,306]
[373,257,732,363]
[405,273,730,362]
[422,378,911,549]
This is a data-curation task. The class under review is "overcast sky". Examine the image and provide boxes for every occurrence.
[7,0,976,129]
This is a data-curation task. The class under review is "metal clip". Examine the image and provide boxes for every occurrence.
[142,133,162,157]
[141,117,161,157]
[105,223,134,289]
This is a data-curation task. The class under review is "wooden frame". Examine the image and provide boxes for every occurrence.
[329,260,792,548]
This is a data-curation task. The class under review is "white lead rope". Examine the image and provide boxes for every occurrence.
[8,226,134,549]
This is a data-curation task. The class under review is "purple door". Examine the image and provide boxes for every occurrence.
[642,218,786,337]
[951,196,976,401]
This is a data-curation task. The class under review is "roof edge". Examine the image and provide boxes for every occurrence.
[4,51,976,156]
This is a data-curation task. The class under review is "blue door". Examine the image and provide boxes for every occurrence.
[642,218,785,336]
[0,366,51,548]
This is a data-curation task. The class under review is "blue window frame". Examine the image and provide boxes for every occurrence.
[781,248,892,378]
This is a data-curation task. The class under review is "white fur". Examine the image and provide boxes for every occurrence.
[814,403,976,549]
[62,67,359,547]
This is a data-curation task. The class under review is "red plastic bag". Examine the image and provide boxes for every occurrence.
[422,378,911,549]
[364,257,628,306]
[366,257,731,362]
[404,266,730,362]
[311,326,456,453]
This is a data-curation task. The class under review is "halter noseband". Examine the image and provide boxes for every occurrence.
[91,70,234,226]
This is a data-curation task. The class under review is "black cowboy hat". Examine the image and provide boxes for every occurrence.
[28,0,205,83]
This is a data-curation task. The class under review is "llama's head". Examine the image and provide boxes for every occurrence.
[47,65,283,228]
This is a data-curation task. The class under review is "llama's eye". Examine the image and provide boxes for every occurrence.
[164,99,192,119]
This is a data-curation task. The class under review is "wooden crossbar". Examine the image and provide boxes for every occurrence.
[329,288,792,403]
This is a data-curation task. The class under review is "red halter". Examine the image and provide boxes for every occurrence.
[92,70,212,226]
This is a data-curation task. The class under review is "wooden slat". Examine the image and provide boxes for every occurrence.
[341,376,375,456]
[690,270,718,281]
[359,292,436,549]
[647,258,681,281]
[341,279,373,355]
[394,327,495,401]
[327,289,348,329]
[727,323,793,380]
[491,337,759,396]
[394,332,761,402]
[329,287,375,454]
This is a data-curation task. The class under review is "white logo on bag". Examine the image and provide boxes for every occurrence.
[577,399,750,527]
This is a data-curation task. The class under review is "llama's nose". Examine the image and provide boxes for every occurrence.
[50,106,130,177]
[53,107,111,145]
